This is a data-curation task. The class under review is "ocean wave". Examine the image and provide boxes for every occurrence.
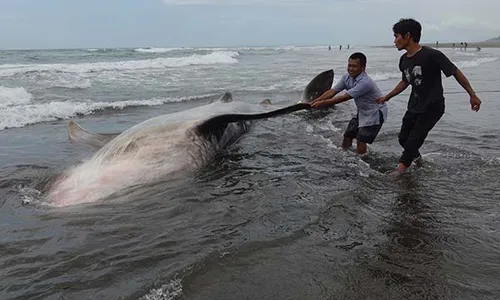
[37,75,92,90]
[238,72,399,93]
[453,51,477,57]
[456,57,499,69]
[0,86,32,107]
[0,51,239,77]
[134,47,188,53]
[370,72,401,81]
[0,93,220,130]
[49,78,92,89]
[196,46,300,52]
[240,78,311,92]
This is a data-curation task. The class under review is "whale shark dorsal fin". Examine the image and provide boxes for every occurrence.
[209,92,233,104]
[260,99,272,106]
[301,69,334,102]
[68,120,121,149]
[219,92,233,103]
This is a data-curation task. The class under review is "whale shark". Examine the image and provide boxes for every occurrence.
[47,69,334,207]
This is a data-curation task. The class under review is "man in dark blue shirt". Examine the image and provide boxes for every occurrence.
[376,18,482,175]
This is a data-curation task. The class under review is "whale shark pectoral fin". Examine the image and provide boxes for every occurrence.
[301,69,334,103]
[195,103,311,139]
[68,120,121,149]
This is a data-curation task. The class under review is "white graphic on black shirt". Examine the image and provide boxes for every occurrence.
[404,69,411,82]
[405,65,424,86]
[412,66,422,76]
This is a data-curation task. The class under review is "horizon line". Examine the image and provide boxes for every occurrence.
[1,39,498,51]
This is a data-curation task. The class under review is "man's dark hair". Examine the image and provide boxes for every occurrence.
[349,52,367,67]
[393,18,422,43]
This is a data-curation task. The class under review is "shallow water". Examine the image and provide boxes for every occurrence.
[1,46,499,299]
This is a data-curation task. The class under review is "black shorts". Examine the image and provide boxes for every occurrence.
[343,111,384,144]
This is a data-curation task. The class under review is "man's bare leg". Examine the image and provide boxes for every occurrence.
[342,137,353,150]
[356,141,367,155]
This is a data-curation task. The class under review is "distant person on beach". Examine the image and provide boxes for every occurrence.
[310,52,388,156]
[464,42,468,51]
[375,18,482,175]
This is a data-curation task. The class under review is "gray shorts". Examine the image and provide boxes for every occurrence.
[343,111,384,144]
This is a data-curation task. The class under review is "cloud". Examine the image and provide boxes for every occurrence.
[157,0,500,44]
[440,15,500,31]
[424,15,500,33]
[422,23,442,32]
[2,0,499,48]
[408,0,499,31]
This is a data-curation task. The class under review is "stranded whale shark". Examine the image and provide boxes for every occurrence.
[47,69,334,207]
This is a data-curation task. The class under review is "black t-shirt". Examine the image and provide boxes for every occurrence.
[399,46,457,113]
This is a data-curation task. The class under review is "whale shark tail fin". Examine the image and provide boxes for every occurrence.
[301,69,334,103]
[68,120,121,149]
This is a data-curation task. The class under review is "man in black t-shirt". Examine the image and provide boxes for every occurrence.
[376,18,482,176]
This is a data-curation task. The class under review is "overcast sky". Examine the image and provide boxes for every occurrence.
[0,0,498,49]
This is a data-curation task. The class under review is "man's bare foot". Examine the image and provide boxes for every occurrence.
[413,156,424,168]
[391,163,408,177]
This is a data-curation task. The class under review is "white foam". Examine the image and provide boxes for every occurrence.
[140,278,183,300]
[53,78,92,89]
[318,120,342,133]
[0,51,239,77]
[86,48,110,53]
[0,94,218,130]
[311,121,342,149]
[305,124,314,133]
[134,47,186,53]
[195,46,299,51]
[18,186,42,206]
[242,78,310,92]
[370,72,400,81]
[0,86,32,107]
[241,71,398,93]
[319,135,339,149]
[454,51,476,57]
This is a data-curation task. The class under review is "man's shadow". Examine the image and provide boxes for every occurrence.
[368,174,454,299]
